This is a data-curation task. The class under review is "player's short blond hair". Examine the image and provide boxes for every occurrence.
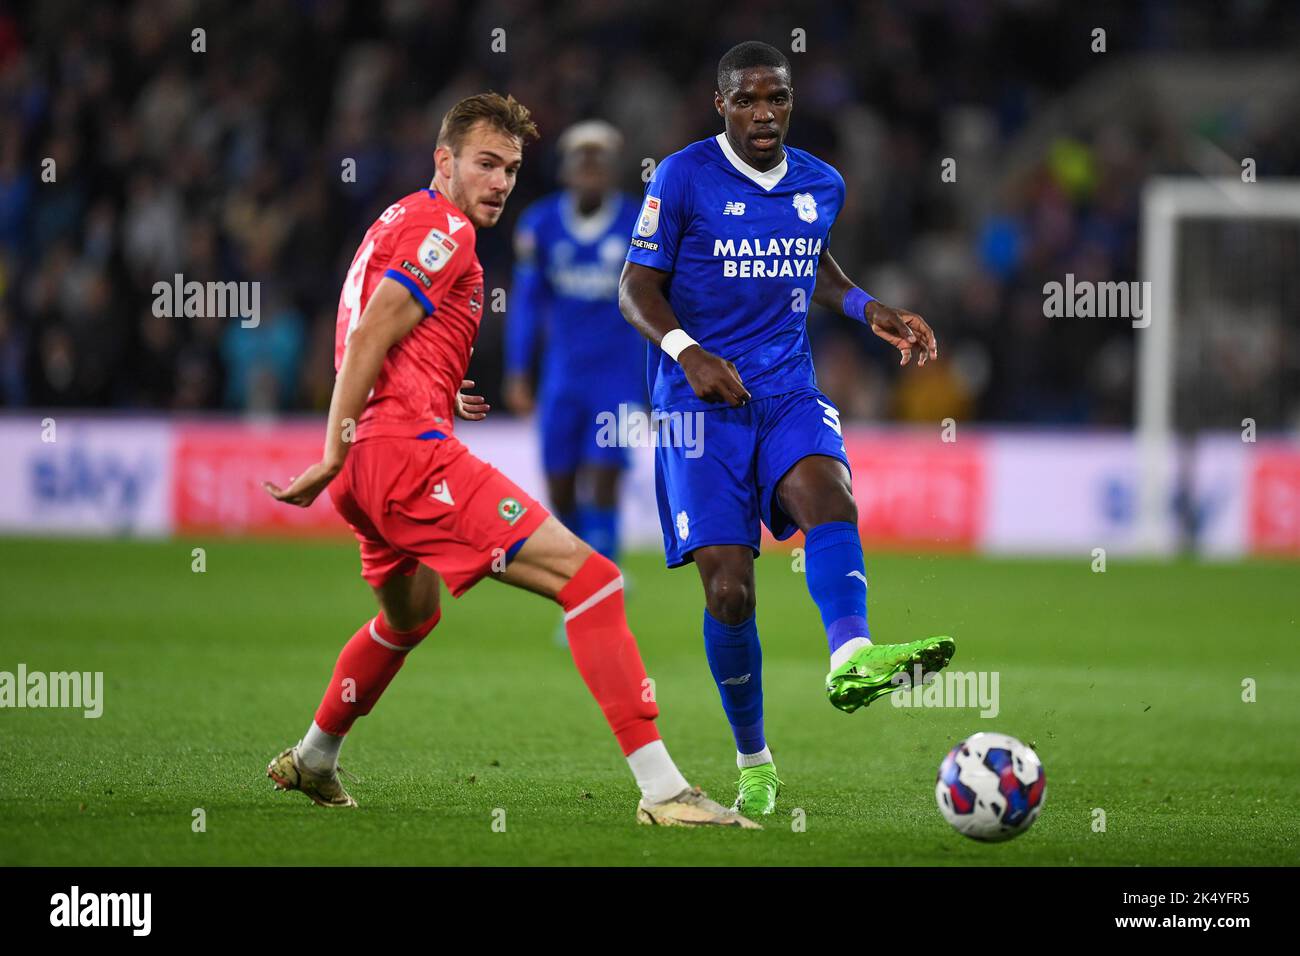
[437,92,539,154]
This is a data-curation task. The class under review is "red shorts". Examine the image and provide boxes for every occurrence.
[329,434,549,596]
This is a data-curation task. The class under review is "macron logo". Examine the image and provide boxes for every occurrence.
[430,481,454,505]
[446,214,467,235]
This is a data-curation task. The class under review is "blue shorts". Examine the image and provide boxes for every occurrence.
[537,383,643,475]
[654,386,850,568]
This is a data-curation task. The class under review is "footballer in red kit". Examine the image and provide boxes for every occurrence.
[327,185,546,596]
[333,187,482,443]
[261,92,755,829]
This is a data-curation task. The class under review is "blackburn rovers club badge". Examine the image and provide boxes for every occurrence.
[792,192,818,223]
[498,497,526,525]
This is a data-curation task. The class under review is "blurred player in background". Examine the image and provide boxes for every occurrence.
[262,92,755,829]
[620,43,955,817]
[505,120,644,563]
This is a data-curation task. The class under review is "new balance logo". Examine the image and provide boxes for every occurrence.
[818,399,842,436]
[430,481,454,505]
[722,201,746,216]
[446,214,467,235]
[721,673,751,685]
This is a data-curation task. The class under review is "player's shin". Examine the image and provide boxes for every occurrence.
[804,521,871,669]
[556,553,688,803]
[302,609,441,772]
[702,610,769,766]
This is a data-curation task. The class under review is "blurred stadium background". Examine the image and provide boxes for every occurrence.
[2,0,1298,556]
[4,0,1300,871]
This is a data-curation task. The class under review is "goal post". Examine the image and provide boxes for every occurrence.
[1137,177,1300,555]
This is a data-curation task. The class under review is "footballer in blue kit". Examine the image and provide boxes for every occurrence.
[620,41,957,817]
[506,120,645,561]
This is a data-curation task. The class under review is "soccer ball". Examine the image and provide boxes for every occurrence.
[935,732,1046,842]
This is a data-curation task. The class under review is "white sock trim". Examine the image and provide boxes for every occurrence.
[369,618,413,652]
[737,745,773,769]
[562,575,624,622]
[298,720,343,773]
[830,636,872,671]
[626,739,689,805]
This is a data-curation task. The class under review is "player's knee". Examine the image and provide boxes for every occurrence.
[383,593,439,634]
[832,491,858,526]
[375,606,441,650]
[555,551,621,613]
[792,487,857,532]
[572,550,619,589]
[704,574,755,624]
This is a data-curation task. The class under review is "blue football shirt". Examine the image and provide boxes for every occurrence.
[506,191,645,397]
[625,133,845,411]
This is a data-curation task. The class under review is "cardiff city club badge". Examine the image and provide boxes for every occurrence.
[792,192,818,223]
[637,196,661,237]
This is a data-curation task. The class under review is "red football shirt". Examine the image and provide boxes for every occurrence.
[334,188,484,440]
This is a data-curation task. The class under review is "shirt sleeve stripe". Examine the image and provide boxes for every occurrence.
[383,268,437,316]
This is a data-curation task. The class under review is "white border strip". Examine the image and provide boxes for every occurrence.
[369,618,413,652]
[563,576,625,622]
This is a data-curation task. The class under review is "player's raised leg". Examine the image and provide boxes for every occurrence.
[267,565,442,807]
[775,454,955,713]
[500,516,758,828]
[692,544,781,816]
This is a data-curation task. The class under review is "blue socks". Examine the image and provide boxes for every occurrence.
[578,504,619,562]
[698,523,866,763]
[702,609,766,756]
[805,521,870,658]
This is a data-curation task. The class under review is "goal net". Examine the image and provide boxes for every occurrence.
[1137,178,1300,554]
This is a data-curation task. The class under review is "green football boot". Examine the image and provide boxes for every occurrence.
[825,636,956,713]
[733,762,783,817]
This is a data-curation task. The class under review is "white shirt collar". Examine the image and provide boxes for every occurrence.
[714,133,788,191]
[561,192,621,244]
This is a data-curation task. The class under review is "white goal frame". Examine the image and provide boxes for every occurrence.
[1136,177,1300,553]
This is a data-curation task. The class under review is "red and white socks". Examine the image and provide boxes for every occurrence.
[296,609,441,774]
[557,553,688,803]
[293,553,691,804]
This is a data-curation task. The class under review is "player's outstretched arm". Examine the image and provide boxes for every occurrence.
[264,278,427,508]
[618,260,751,406]
[812,249,938,367]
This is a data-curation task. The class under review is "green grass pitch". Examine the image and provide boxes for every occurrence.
[1,537,1297,866]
